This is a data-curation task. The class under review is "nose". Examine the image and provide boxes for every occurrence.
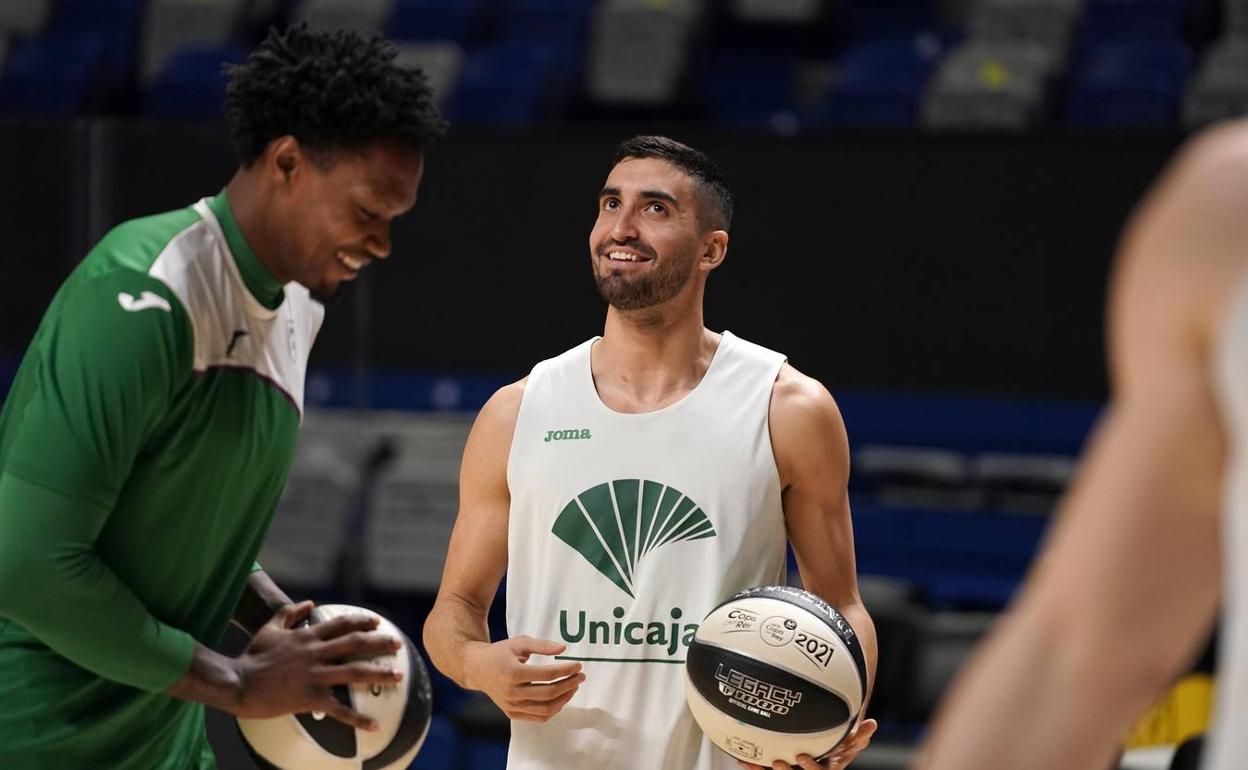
[365,228,391,260]
[609,207,639,243]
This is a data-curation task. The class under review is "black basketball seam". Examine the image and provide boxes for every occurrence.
[689,637,860,710]
[362,629,433,770]
[719,589,868,697]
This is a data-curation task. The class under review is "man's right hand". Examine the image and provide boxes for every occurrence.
[168,600,403,731]
[232,601,404,730]
[464,635,586,722]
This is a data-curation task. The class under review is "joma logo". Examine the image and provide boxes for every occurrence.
[545,429,591,443]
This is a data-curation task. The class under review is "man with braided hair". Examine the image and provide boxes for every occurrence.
[0,25,442,768]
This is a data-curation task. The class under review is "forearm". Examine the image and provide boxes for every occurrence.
[838,601,878,701]
[918,598,1159,770]
[232,568,293,635]
[0,472,194,691]
[423,591,492,690]
[165,640,244,712]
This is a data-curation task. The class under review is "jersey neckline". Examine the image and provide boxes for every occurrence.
[582,330,737,419]
[206,191,284,311]
[194,199,282,321]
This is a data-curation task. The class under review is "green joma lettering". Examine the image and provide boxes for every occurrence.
[544,428,592,442]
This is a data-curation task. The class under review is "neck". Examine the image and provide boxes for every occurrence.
[225,171,291,285]
[593,289,718,410]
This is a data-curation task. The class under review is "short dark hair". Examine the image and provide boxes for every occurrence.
[612,136,734,231]
[224,24,445,166]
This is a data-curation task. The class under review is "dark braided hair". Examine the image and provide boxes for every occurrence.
[224,24,445,166]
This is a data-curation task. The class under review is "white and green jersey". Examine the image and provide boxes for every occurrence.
[505,331,788,770]
[0,192,322,768]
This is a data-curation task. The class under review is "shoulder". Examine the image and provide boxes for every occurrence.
[770,364,844,432]
[85,206,204,276]
[769,364,849,478]
[1113,122,1248,364]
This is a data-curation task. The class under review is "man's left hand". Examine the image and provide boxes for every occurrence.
[736,718,878,770]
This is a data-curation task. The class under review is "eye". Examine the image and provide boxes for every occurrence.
[602,198,620,210]
[358,206,379,222]
[646,202,667,215]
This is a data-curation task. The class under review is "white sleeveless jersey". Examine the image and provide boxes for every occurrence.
[1209,271,1248,769]
[505,331,788,770]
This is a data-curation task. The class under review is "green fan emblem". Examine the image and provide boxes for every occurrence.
[552,480,716,598]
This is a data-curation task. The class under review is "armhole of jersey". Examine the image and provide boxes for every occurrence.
[505,362,549,494]
[763,354,790,495]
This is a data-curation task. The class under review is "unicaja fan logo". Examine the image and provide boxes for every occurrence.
[552,480,716,598]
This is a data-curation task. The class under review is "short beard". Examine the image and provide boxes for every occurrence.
[310,279,350,307]
[593,250,694,311]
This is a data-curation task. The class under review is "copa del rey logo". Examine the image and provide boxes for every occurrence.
[552,479,715,659]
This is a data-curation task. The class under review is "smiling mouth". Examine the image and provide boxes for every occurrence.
[602,250,653,263]
[337,251,369,274]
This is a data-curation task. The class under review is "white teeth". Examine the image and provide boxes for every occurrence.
[339,253,365,271]
[608,251,642,262]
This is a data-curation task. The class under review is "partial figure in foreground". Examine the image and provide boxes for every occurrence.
[423,135,879,770]
[916,123,1248,770]
[0,25,442,769]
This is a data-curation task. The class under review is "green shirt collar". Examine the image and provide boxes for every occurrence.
[208,190,284,310]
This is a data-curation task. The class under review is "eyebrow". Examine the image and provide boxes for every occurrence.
[598,186,682,208]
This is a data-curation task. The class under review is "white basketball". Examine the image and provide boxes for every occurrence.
[237,604,433,770]
[684,586,866,766]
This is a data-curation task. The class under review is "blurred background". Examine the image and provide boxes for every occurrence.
[0,0,1231,768]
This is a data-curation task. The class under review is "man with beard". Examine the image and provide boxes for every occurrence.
[0,25,441,769]
[424,136,878,770]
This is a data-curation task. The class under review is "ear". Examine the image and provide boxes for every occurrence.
[266,135,305,187]
[699,230,729,272]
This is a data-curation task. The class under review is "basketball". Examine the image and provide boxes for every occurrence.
[684,586,867,766]
[237,605,433,770]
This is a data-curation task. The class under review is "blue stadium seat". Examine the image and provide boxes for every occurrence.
[1066,39,1193,126]
[44,0,143,100]
[411,716,460,769]
[813,36,943,127]
[843,0,938,37]
[144,46,247,119]
[1078,0,1193,40]
[503,0,595,72]
[698,51,799,127]
[0,33,101,115]
[444,42,566,125]
[388,0,480,43]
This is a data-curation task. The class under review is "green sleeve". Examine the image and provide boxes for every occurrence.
[0,270,196,690]
[0,472,195,691]
[251,562,264,572]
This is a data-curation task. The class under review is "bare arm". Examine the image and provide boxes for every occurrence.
[232,568,294,636]
[423,380,585,721]
[916,126,1248,770]
[748,365,879,770]
[771,365,879,691]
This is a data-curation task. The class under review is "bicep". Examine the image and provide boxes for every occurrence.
[773,377,861,607]
[436,386,521,614]
[3,272,188,509]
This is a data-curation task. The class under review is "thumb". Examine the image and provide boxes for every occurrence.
[274,600,315,629]
[512,636,567,657]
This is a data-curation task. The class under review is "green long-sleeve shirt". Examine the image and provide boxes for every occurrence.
[0,192,323,768]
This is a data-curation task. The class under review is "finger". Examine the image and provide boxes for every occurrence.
[310,613,381,641]
[510,635,567,658]
[273,601,315,629]
[514,672,585,702]
[512,684,579,718]
[792,755,822,770]
[317,630,401,661]
[770,762,794,770]
[315,661,405,687]
[319,696,379,732]
[516,660,583,684]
